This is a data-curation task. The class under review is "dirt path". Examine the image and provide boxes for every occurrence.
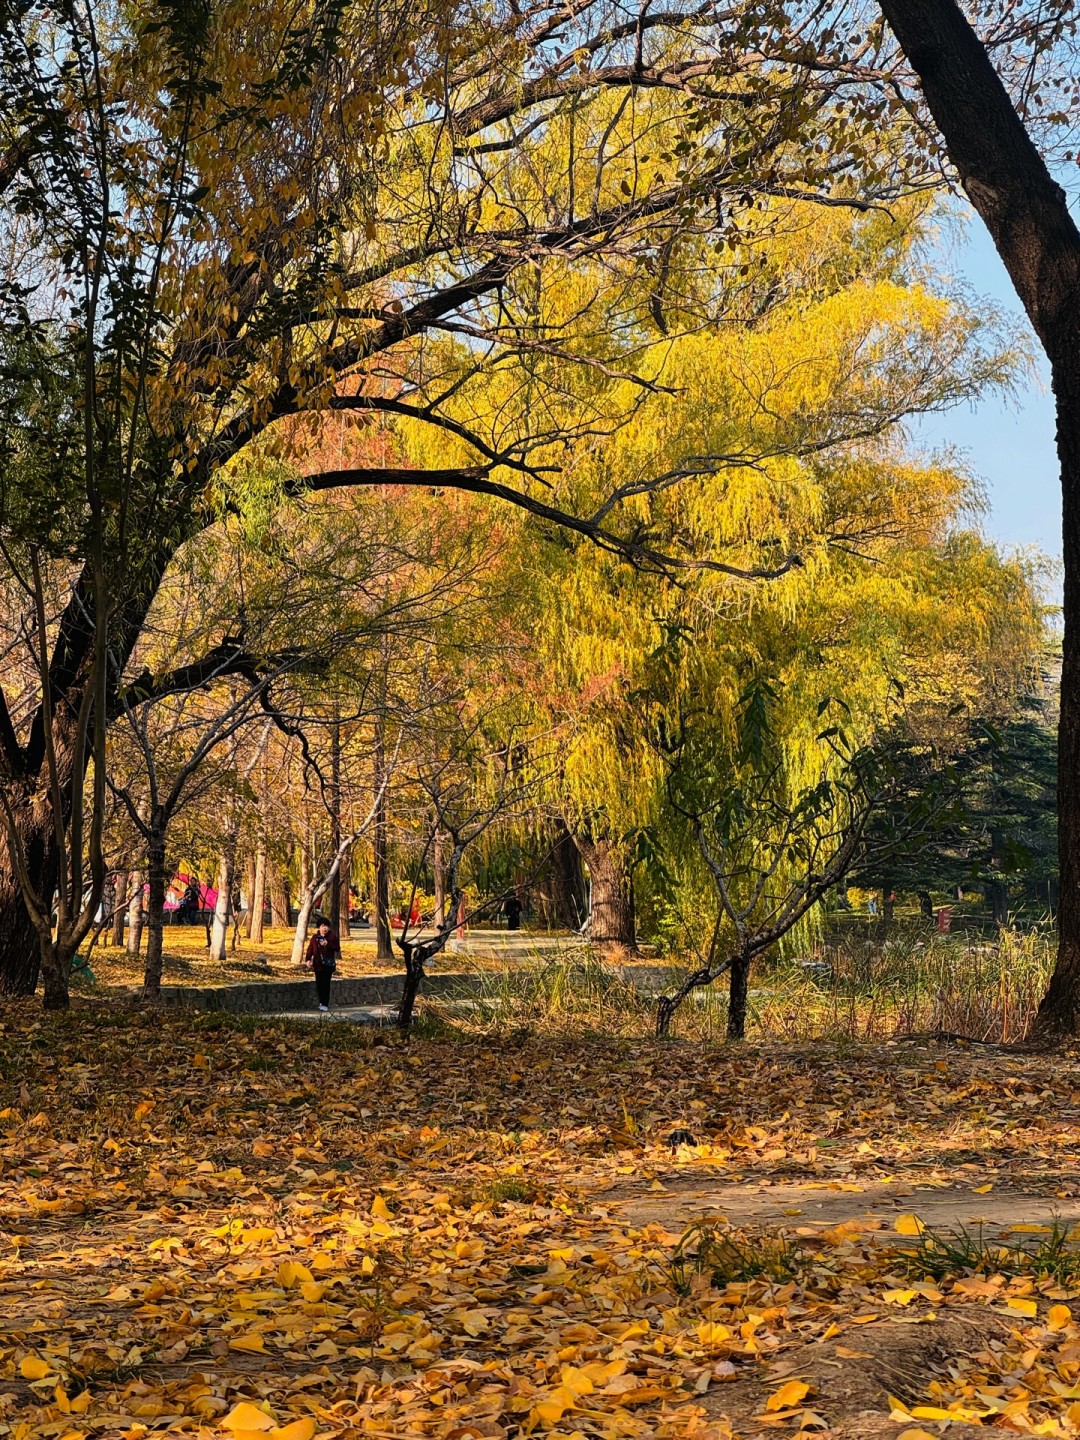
[609,1172,1080,1237]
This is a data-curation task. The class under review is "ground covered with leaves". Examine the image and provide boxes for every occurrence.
[4,1008,1080,1440]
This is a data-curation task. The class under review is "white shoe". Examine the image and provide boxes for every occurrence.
[319,1005,329,1012]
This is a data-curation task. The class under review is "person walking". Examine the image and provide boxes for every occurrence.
[304,917,340,1012]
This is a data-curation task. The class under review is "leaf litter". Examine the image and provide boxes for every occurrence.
[2,1010,1080,1436]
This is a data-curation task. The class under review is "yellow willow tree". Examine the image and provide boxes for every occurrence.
[394,196,1043,949]
[0,0,939,1002]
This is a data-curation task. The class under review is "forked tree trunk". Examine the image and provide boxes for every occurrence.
[575,836,637,953]
[250,843,267,943]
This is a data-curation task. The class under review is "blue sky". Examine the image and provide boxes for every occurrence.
[912,211,1060,582]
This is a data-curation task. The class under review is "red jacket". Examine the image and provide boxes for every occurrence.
[305,929,340,971]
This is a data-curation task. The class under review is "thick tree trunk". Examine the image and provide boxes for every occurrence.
[575,836,637,953]
[727,952,751,1041]
[126,870,145,957]
[209,850,235,963]
[1034,381,1080,1033]
[874,0,1080,1034]
[38,936,71,1011]
[269,862,290,927]
[250,843,266,943]
[373,732,393,962]
[142,830,168,1000]
[0,812,57,996]
[537,820,587,929]
[987,879,1010,929]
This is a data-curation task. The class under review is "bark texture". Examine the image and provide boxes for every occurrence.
[536,821,588,929]
[575,836,637,953]
[126,869,145,957]
[142,832,168,999]
[373,734,393,962]
[877,0,1080,1035]
[0,814,54,996]
[250,844,267,943]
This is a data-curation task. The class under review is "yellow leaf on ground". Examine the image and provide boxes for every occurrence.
[19,1356,51,1380]
[766,1380,810,1412]
[221,1402,276,1431]
[883,1289,916,1306]
[698,1321,731,1346]
[1049,1304,1073,1331]
[371,1194,392,1218]
[269,1421,316,1440]
[277,1260,313,1288]
[229,1333,266,1353]
[897,1430,940,1440]
[894,1214,924,1236]
[1007,1297,1038,1317]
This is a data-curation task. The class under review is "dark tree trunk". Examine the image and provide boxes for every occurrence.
[727,952,751,1040]
[575,836,637,953]
[918,890,934,921]
[873,0,1080,1035]
[38,936,71,1011]
[987,880,1010,928]
[398,944,424,1028]
[373,728,393,962]
[537,820,587,929]
[0,813,55,996]
[142,829,168,1000]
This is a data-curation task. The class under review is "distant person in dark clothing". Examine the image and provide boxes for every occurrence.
[504,892,522,931]
[179,876,201,925]
[304,918,340,1011]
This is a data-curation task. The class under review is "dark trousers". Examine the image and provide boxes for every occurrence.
[315,968,332,1007]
